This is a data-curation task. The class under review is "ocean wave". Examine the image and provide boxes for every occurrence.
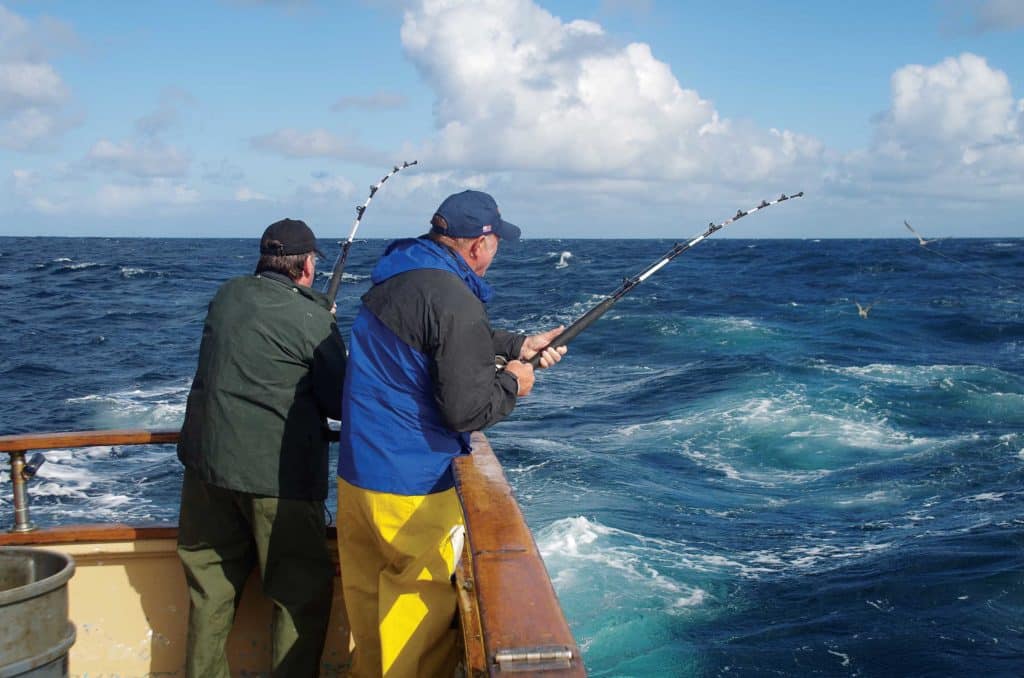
[0,362,71,378]
[0,443,174,524]
[610,386,938,482]
[536,514,899,595]
[823,362,1007,387]
[66,381,189,429]
[56,261,104,273]
[734,538,895,578]
[119,266,160,279]
[537,516,711,613]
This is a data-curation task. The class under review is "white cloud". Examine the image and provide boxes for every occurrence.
[879,53,1018,146]
[0,62,67,111]
[250,128,388,164]
[8,165,201,216]
[294,174,357,202]
[0,5,76,61]
[235,187,269,202]
[0,4,77,151]
[135,87,195,137]
[396,1,1023,231]
[399,0,822,185]
[843,53,1024,201]
[95,179,200,213]
[0,107,68,150]
[202,158,246,185]
[86,139,191,178]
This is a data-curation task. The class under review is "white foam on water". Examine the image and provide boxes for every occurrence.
[824,362,1013,389]
[679,316,778,345]
[537,516,899,598]
[537,516,711,614]
[4,446,120,506]
[506,459,551,475]
[667,387,946,488]
[962,492,1005,503]
[833,489,901,507]
[21,450,104,501]
[740,540,894,575]
[703,317,763,332]
[119,267,149,278]
[0,441,170,524]
[727,393,922,451]
[67,381,189,428]
[673,589,707,608]
[827,649,851,667]
[95,494,134,509]
[676,445,750,483]
[63,261,101,270]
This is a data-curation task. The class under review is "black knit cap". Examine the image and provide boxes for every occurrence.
[259,218,323,257]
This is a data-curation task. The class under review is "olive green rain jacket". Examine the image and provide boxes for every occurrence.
[177,272,347,500]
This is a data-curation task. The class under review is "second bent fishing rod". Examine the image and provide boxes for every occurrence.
[528,191,804,367]
[324,160,418,301]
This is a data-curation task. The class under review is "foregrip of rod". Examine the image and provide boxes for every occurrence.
[325,244,353,301]
[527,297,617,367]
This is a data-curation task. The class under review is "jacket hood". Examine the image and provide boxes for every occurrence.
[371,237,493,303]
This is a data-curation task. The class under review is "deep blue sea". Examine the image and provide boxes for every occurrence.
[1,235,1023,676]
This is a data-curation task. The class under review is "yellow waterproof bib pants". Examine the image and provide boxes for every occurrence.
[336,477,465,678]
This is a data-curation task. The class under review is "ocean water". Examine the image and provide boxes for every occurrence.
[1,235,1023,676]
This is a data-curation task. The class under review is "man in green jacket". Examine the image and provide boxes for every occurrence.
[176,218,347,678]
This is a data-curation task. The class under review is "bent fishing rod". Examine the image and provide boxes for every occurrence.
[527,191,804,367]
[323,160,418,301]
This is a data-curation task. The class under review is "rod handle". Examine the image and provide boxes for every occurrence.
[325,241,354,302]
[527,297,616,367]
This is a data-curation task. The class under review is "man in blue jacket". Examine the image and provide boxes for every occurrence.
[336,190,565,677]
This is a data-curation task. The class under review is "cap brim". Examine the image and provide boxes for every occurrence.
[494,219,521,242]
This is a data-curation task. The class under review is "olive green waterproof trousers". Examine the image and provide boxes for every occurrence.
[177,468,333,678]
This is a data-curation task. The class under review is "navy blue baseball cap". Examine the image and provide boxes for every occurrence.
[260,218,323,257]
[430,190,521,242]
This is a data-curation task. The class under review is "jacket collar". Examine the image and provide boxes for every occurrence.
[371,237,494,303]
[256,271,332,310]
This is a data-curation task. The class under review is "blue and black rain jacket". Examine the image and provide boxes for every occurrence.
[337,237,525,495]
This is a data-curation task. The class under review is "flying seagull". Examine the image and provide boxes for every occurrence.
[904,220,937,247]
[855,302,874,319]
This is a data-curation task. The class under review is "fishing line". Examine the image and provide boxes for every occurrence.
[323,160,418,301]
[906,238,1020,290]
[526,192,804,367]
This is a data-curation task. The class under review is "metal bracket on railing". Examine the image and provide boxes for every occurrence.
[8,450,37,533]
[494,646,575,672]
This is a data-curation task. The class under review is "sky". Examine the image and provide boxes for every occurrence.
[2,0,1023,238]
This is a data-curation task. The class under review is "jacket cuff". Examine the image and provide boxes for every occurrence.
[498,369,519,397]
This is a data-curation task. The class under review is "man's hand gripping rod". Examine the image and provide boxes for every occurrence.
[526,192,804,367]
[323,160,418,301]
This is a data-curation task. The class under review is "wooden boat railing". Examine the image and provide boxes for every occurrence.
[0,428,585,676]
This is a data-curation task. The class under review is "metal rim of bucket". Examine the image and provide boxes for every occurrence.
[0,622,76,678]
[0,547,75,606]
